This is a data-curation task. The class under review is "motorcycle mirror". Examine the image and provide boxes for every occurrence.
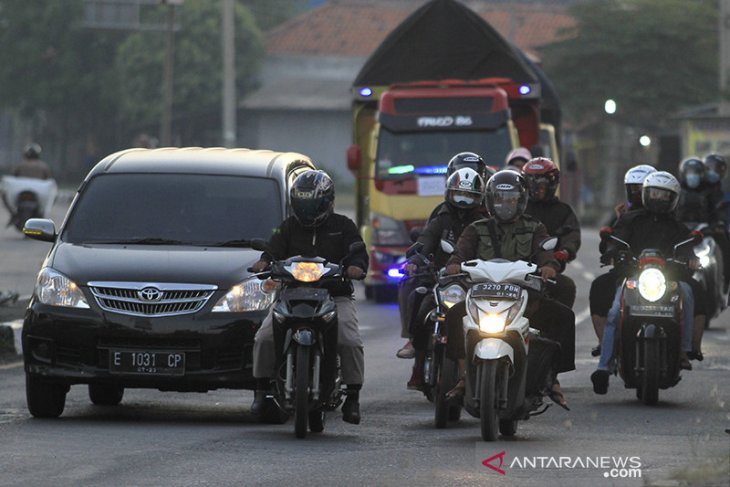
[540,237,558,251]
[440,239,455,255]
[250,238,268,252]
[406,242,424,258]
[409,228,422,243]
[691,230,704,244]
[599,226,613,240]
[348,241,366,254]
[22,218,56,243]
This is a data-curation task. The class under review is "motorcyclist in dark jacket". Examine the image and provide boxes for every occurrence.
[700,154,730,290]
[522,157,581,308]
[398,152,493,359]
[589,164,655,356]
[591,171,705,394]
[250,170,369,424]
[443,170,575,409]
[402,167,485,390]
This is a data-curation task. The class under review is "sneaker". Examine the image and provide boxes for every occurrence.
[342,397,361,424]
[250,390,267,415]
[396,340,415,359]
[590,369,609,395]
[591,345,601,357]
[687,350,704,362]
[679,357,692,370]
[407,365,425,390]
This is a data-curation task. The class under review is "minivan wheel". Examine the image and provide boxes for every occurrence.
[26,375,67,418]
[89,384,124,406]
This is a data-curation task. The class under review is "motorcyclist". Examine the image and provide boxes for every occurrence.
[589,164,656,356]
[402,167,485,390]
[522,157,581,308]
[700,153,730,290]
[443,170,576,409]
[249,170,369,424]
[703,153,730,227]
[504,146,532,171]
[12,144,52,180]
[591,171,706,394]
[397,152,493,360]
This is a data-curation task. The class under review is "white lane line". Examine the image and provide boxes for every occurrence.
[575,306,591,326]
[0,362,22,370]
[582,271,595,281]
[571,261,585,270]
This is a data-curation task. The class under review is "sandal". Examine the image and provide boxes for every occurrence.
[549,381,570,411]
[445,377,465,400]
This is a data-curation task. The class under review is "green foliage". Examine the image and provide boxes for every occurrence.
[116,0,264,133]
[541,0,718,129]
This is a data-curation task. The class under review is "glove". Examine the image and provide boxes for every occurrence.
[346,265,365,280]
[251,260,269,272]
[553,250,570,263]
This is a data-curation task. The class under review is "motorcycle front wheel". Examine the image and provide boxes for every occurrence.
[479,361,501,441]
[641,340,660,406]
[294,346,311,438]
[434,349,458,429]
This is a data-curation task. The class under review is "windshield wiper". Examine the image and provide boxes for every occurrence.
[207,239,253,247]
[84,238,186,245]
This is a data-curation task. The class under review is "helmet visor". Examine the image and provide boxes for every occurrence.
[527,176,551,199]
[449,190,480,208]
[291,197,331,226]
[492,191,522,221]
[626,184,643,207]
[643,187,676,214]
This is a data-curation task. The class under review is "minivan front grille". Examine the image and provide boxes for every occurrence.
[89,282,217,317]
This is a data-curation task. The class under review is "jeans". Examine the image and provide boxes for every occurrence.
[597,281,694,371]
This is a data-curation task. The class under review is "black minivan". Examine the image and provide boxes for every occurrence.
[21,147,315,417]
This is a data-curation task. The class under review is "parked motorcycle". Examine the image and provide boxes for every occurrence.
[250,240,364,439]
[448,238,564,441]
[404,240,465,427]
[0,176,57,232]
[600,228,701,405]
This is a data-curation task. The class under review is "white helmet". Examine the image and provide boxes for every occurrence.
[642,171,680,214]
[624,164,656,184]
[445,167,484,209]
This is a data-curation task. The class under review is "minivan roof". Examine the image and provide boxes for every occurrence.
[86,147,315,181]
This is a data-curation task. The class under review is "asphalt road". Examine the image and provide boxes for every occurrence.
[0,199,728,486]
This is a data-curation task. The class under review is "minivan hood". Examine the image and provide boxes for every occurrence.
[49,242,260,288]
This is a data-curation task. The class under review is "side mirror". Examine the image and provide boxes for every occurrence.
[405,242,424,258]
[539,237,558,251]
[440,239,455,255]
[409,228,422,243]
[347,144,361,173]
[23,218,56,242]
[348,241,366,254]
[250,238,268,252]
[691,230,704,244]
[599,226,613,240]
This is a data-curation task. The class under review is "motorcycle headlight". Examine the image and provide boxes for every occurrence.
[35,267,90,308]
[212,278,276,312]
[439,284,466,309]
[638,268,666,302]
[467,295,523,334]
[479,312,507,334]
[286,262,326,283]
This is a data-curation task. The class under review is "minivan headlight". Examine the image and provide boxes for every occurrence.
[212,278,276,312]
[35,267,90,308]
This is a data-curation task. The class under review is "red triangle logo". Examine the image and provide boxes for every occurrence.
[482,450,506,475]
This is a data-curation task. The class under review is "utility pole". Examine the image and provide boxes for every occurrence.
[221,0,236,148]
[161,0,182,146]
[720,0,730,114]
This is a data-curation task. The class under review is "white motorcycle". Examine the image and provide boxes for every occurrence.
[457,238,564,441]
[0,176,57,232]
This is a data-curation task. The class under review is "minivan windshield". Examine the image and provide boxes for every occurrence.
[63,174,283,246]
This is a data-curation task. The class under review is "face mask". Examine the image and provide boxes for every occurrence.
[686,174,701,189]
[706,170,720,184]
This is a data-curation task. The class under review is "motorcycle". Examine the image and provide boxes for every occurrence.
[686,222,728,329]
[600,228,701,405]
[0,176,57,232]
[449,238,564,441]
[250,240,364,439]
[404,240,465,428]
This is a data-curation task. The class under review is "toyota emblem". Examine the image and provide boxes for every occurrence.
[138,287,163,301]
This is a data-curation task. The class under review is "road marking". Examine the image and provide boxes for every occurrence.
[571,261,584,270]
[582,271,595,281]
[575,306,591,326]
[0,361,21,370]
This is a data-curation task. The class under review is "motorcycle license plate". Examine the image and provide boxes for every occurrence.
[109,349,185,375]
[471,282,521,300]
[629,305,674,318]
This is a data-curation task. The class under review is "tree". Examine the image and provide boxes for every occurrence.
[540,0,718,130]
[115,0,264,145]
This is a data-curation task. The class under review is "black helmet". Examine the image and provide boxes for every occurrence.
[446,152,493,182]
[445,168,484,210]
[24,143,42,159]
[678,157,705,189]
[290,170,334,227]
[485,170,528,223]
[703,153,727,184]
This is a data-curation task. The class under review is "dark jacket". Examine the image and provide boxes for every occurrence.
[676,186,723,226]
[608,209,693,279]
[260,213,369,297]
[447,215,559,270]
[526,197,581,260]
[412,204,483,269]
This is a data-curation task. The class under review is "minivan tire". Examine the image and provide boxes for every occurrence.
[26,375,67,418]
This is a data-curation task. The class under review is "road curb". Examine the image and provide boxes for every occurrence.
[0,320,22,358]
